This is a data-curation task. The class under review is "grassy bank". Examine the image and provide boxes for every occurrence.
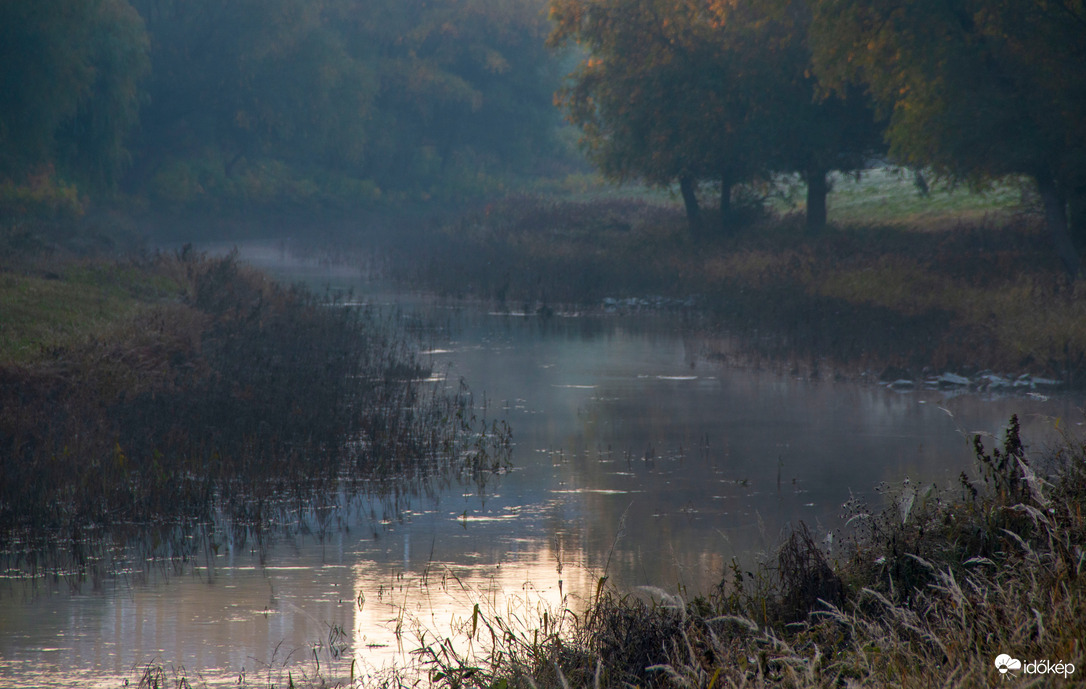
[0,250,508,562]
[378,171,1086,382]
[407,416,1084,688]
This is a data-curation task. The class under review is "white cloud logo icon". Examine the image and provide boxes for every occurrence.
[995,654,1022,674]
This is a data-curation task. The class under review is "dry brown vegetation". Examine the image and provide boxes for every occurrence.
[398,417,1085,689]
[0,250,509,565]
[383,192,1086,382]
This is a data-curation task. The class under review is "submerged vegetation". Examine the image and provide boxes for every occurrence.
[0,250,509,563]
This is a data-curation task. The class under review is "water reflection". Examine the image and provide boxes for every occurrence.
[428,307,1080,597]
[1,243,1082,686]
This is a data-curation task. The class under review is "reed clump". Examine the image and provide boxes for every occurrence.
[0,249,508,562]
[411,416,1085,688]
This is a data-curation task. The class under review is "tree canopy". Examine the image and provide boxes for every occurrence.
[548,0,882,233]
[3,0,1083,267]
[0,0,149,188]
[2,0,568,213]
[127,0,566,208]
[810,0,1086,273]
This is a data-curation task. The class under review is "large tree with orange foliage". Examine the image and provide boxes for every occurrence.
[549,0,881,233]
[811,0,1086,274]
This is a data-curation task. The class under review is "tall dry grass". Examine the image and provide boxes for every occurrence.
[0,249,509,570]
[377,196,1086,382]
[396,416,1085,689]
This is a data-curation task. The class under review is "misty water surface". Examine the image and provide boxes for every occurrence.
[0,242,1081,686]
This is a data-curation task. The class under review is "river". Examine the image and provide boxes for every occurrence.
[0,242,1081,686]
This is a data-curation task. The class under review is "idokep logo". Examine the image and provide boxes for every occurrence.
[994,654,1021,675]
[995,653,1076,680]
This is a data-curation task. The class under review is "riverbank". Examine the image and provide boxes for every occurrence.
[117,415,1086,688]
[0,249,507,561]
[376,176,1086,385]
[414,416,1085,688]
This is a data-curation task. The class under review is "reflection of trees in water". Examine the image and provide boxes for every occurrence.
[360,299,1084,598]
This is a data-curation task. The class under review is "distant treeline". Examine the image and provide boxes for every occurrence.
[0,0,568,219]
[3,0,1085,271]
[550,0,1086,273]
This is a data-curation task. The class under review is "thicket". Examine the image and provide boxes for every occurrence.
[0,251,509,557]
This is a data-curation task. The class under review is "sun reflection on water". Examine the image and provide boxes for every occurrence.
[349,542,599,679]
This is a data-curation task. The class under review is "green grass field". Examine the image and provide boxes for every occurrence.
[0,262,182,363]
[527,165,1027,228]
[822,167,1025,227]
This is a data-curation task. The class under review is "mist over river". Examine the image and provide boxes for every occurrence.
[1,242,1080,687]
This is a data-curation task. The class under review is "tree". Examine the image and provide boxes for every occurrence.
[549,0,883,234]
[810,0,1086,274]
[549,0,768,234]
[356,0,565,192]
[0,0,149,188]
[127,0,564,204]
[129,0,374,181]
[753,0,884,230]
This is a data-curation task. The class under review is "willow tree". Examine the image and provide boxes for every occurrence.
[811,0,1086,274]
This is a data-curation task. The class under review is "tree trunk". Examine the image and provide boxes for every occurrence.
[224,150,245,177]
[679,175,701,235]
[1069,188,1086,255]
[805,166,828,232]
[1037,174,1082,278]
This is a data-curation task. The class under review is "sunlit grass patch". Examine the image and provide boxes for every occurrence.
[762,166,1024,229]
[825,167,1024,228]
[537,167,1025,229]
